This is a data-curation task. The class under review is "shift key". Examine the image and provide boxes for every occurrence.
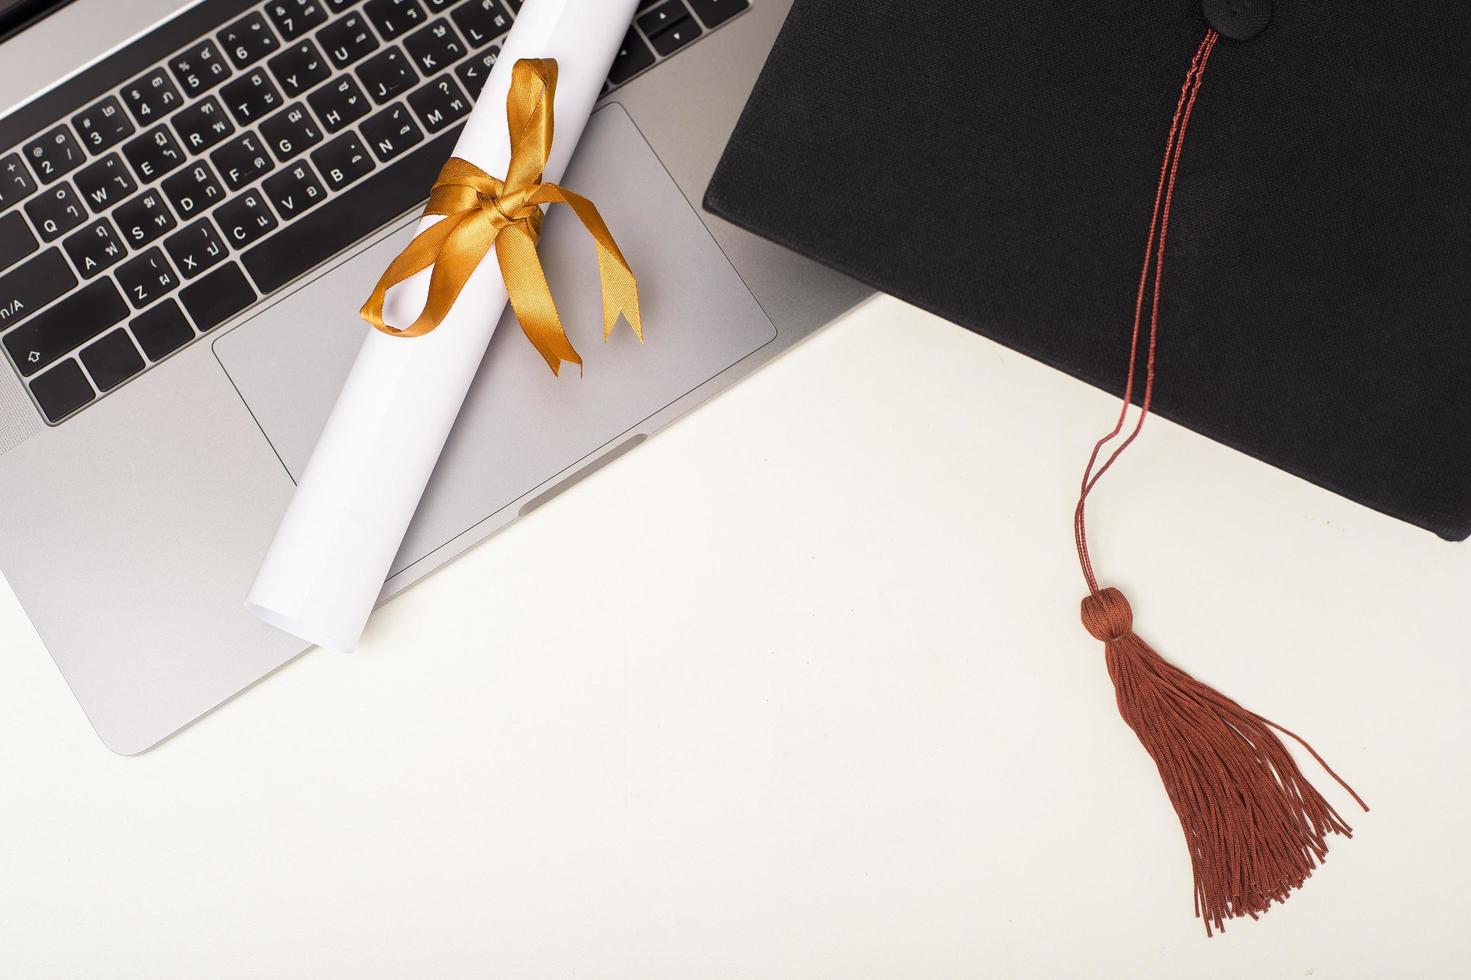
[0,249,78,331]
[4,279,127,376]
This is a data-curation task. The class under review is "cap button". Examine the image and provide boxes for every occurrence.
[1201,0,1273,40]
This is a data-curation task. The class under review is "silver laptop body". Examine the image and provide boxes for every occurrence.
[0,0,868,753]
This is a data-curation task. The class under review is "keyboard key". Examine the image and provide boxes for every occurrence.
[121,68,184,125]
[80,329,145,392]
[169,40,233,97]
[306,76,371,132]
[0,249,76,329]
[365,0,426,40]
[361,104,424,161]
[162,162,226,220]
[219,12,281,69]
[356,47,418,104]
[164,218,228,279]
[404,18,466,76]
[311,132,375,190]
[244,130,457,293]
[24,126,86,184]
[215,190,278,248]
[450,0,511,48]
[172,96,236,154]
[29,360,94,422]
[130,299,194,360]
[4,278,127,376]
[71,97,135,155]
[638,2,686,36]
[686,0,747,28]
[63,218,127,278]
[115,247,178,309]
[453,45,499,99]
[608,29,655,86]
[0,154,37,209]
[180,263,255,330]
[320,12,379,69]
[262,161,326,219]
[407,75,471,134]
[24,183,87,241]
[645,12,701,56]
[113,191,177,248]
[122,125,187,181]
[260,103,323,161]
[0,212,38,271]
[265,0,327,40]
[73,153,137,212]
[423,0,457,8]
[268,38,331,97]
[211,132,274,192]
[324,0,362,10]
[221,68,284,125]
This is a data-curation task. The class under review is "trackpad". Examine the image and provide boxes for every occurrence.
[215,103,776,576]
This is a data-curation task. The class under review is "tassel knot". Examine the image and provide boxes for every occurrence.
[1080,587,1133,642]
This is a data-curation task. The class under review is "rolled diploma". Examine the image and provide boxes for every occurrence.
[245,0,639,652]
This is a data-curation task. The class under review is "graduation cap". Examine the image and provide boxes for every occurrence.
[705,0,1468,933]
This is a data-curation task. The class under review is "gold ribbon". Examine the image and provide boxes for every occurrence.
[359,58,642,374]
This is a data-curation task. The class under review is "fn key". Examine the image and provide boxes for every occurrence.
[181,263,256,331]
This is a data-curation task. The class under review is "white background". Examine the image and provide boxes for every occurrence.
[2,296,1467,978]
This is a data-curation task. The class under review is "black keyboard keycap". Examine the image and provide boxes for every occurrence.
[73,153,137,212]
[265,0,327,40]
[306,76,371,132]
[450,0,511,48]
[260,103,323,161]
[24,126,86,184]
[0,154,37,209]
[454,45,499,99]
[180,263,255,330]
[365,0,427,40]
[356,47,418,104]
[131,299,195,361]
[122,125,187,181]
[645,11,701,56]
[170,40,233,97]
[80,329,145,392]
[311,132,375,190]
[24,183,87,241]
[608,29,655,86]
[637,2,685,36]
[219,12,281,69]
[115,247,179,309]
[686,0,747,28]
[215,190,279,248]
[5,278,127,376]
[0,212,38,271]
[29,360,94,422]
[63,218,127,278]
[407,75,471,134]
[324,0,362,10]
[121,68,184,125]
[244,130,457,293]
[162,162,226,220]
[113,191,177,248]
[268,39,331,97]
[0,249,76,329]
[361,104,424,162]
[262,161,326,219]
[71,97,135,155]
[404,18,467,76]
[211,132,274,191]
[165,218,228,279]
[320,12,379,69]
[221,68,284,125]
[172,96,236,153]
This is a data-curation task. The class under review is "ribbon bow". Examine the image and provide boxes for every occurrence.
[359,58,642,374]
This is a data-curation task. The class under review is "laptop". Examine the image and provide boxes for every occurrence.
[0,0,869,753]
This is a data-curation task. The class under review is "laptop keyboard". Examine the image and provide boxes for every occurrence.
[0,0,750,424]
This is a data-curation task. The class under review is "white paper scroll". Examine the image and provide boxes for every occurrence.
[245,0,640,652]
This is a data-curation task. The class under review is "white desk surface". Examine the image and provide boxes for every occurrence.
[2,297,1467,979]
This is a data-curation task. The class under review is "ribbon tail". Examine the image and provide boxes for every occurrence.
[495,224,583,375]
[536,184,643,341]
